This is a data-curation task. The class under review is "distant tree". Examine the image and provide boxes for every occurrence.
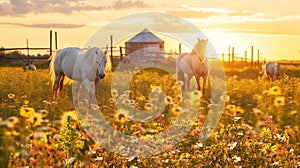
[0,46,5,56]
[9,51,23,57]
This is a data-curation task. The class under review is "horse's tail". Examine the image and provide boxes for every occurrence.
[48,50,59,91]
[58,74,65,92]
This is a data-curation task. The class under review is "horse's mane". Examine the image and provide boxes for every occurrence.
[82,47,111,72]
[190,39,207,61]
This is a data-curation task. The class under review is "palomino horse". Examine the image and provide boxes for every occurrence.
[262,61,280,81]
[49,47,108,106]
[176,38,208,94]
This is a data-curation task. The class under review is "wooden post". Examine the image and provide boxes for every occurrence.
[232,47,234,65]
[178,43,182,55]
[222,52,224,62]
[245,50,247,66]
[55,31,58,50]
[50,30,52,56]
[120,46,123,60]
[110,35,113,64]
[251,46,254,68]
[228,45,231,62]
[257,49,260,67]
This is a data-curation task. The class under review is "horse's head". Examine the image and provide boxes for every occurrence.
[95,49,108,79]
[191,38,208,59]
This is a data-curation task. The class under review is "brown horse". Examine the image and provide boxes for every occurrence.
[176,38,208,94]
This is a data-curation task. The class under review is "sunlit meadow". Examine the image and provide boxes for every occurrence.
[0,66,299,167]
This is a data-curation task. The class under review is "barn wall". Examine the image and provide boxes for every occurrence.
[125,42,164,56]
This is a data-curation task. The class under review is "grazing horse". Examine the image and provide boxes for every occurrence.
[263,61,280,81]
[23,64,36,71]
[176,38,208,94]
[49,47,108,106]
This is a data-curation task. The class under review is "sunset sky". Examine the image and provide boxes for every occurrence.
[0,0,299,60]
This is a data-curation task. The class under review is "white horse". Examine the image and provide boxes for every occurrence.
[176,38,208,94]
[23,64,36,71]
[49,47,108,105]
[263,61,280,81]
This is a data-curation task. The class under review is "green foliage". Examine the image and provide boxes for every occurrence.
[58,116,80,156]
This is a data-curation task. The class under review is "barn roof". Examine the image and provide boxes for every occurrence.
[126,28,164,43]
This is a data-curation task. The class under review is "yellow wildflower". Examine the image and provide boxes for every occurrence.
[114,108,129,123]
[8,93,15,99]
[253,108,263,118]
[20,106,35,118]
[151,86,163,94]
[144,103,154,111]
[253,94,263,101]
[274,144,286,154]
[164,96,173,105]
[274,96,285,107]
[60,110,78,125]
[170,107,181,116]
[27,112,44,127]
[225,95,230,103]
[262,143,271,155]
[23,99,29,105]
[225,105,244,116]
[12,130,20,136]
[111,88,118,98]
[268,86,281,96]
[232,106,245,116]
[4,130,20,136]
[260,127,271,139]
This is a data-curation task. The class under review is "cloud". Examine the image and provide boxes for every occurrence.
[0,0,151,16]
[0,0,106,16]
[167,7,257,19]
[0,22,85,28]
[112,0,151,9]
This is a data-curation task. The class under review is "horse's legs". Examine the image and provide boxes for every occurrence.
[73,81,81,108]
[58,74,65,92]
[195,75,201,91]
[53,72,61,99]
[94,78,101,96]
[202,75,208,95]
[83,79,95,106]
[185,75,192,92]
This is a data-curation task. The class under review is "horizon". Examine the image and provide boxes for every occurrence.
[0,0,299,61]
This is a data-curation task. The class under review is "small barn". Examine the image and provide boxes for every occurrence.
[125,29,164,63]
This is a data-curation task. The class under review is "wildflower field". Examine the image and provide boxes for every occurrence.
[0,65,299,167]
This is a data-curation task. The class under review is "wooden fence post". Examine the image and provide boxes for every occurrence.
[245,50,247,66]
[251,46,254,68]
[178,43,182,55]
[110,35,113,64]
[228,45,231,63]
[50,30,52,56]
[222,52,224,62]
[55,31,58,50]
[257,49,260,67]
[232,47,234,65]
[120,46,123,60]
